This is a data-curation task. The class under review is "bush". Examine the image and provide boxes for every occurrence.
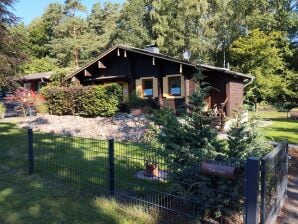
[4,88,46,117]
[41,84,122,117]
[0,102,5,119]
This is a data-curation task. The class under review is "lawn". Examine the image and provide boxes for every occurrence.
[0,122,171,198]
[0,168,158,224]
[0,122,191,223]
[260,111,298,144]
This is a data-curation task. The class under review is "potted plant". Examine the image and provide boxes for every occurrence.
[144,155,159,177]
[128,92,144,116]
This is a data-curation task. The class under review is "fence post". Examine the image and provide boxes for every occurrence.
[28,128,34,175]
[108,138,115,196]
[260,159,266,224]
[245,157,260,224]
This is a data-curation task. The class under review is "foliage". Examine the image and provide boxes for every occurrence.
[149,70,275,219]
[41,84,122,117]
[227,112,272,160]
[22,57,57,74]
[128,91,145,108]
[0,102,6,119]
[3,0,297,108]
[150,72,234,218]
[231,29,298,104]
[4,88,45,117]
[0,0,27,86]
[111,0,151,48]
[48,67,76,87]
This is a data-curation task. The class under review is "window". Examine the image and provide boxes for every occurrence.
[142,79,153,97]
[168,76,181,96]
[24,83,31,90]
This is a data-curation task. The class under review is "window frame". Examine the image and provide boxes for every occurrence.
[142,78,154,98]
[168,76,182,96]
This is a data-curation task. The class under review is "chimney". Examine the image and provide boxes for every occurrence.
[144,44,160,54]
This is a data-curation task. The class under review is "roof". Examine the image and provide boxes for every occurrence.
[65,44,196,80]
[65,44,253,80]
[199,64,253,79]
[20,72,52,81]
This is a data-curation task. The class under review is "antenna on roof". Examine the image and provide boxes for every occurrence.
[183,50,191,61]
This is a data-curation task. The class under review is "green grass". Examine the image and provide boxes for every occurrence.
[0,122,193,223]
[260,111,298,144]
[0,122,170,198]
[0,168,159,224]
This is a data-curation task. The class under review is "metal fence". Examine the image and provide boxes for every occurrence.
[1,125,287,223]
[260,142,288,224]
[25,129,246,222]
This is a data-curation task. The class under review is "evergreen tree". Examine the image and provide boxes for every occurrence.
[111,0,151,48]
[86,2,120,58]
[49,0,89,67]
[0,0,27,86]
[227,112,272,160]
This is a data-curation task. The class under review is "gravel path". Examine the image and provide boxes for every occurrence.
[3,114,150,142]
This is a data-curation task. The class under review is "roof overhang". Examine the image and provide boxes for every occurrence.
[18,72,52,82]
[198,64,254,80]
[65,44,196,81]
[64,44,253,82]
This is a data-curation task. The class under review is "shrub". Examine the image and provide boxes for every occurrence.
[4,88,46,117]
[0,102,5,119]
[41,84,122,117]
[150,71,273,221]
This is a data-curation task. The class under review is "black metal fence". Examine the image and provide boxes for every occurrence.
[0,125,288,224]
[260,142,288,224]
[25,129,246,222]
[244,142,289,224]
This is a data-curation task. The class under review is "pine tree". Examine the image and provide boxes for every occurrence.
[227,112,272,160]
[49,0,88,67]
[111,0,151,48]
[0,0,27,87]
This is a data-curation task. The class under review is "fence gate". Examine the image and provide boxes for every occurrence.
[260,142,288,224]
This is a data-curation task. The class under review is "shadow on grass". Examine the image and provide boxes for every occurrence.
[0,122,194,223]
[0,168,161,224]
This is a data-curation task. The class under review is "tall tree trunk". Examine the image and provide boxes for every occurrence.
[73,25,79,68]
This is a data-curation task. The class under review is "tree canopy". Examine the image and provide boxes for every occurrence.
[1,0,297,104]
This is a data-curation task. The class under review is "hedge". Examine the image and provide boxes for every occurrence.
[41,84,122,117]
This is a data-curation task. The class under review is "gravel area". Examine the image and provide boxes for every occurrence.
[3,114,150,142]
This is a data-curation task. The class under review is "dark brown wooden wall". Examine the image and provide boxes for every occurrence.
[226,80,244,116]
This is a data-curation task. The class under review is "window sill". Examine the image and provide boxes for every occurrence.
[163,95,184,99]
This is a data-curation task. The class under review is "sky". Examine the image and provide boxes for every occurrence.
[14,0,125,25]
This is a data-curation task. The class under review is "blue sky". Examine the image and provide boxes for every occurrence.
[14,0,125,25]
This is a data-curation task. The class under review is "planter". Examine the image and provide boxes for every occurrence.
[130,108,142,116]
[290,109,298,119]
[145,164,159,177]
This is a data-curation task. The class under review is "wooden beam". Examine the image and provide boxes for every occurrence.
[98,61,107,69]
[84,69,92,77]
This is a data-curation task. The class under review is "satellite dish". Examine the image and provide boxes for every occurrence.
[183,50,191,61]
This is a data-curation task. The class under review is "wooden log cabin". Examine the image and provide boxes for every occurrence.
[65,45,253,117]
